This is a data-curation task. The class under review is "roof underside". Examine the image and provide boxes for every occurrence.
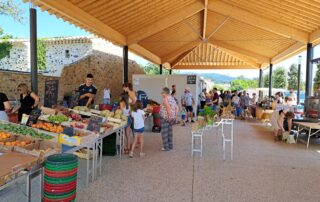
[25,0,320,70]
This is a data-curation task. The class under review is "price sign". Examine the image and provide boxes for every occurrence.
[59,134,81,146]
[87,115,103,133]
[187,75,196,84]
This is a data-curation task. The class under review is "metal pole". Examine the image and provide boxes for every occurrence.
[30,8,38,94]
[159,64,162,75]
[305,43,313,98]
[297,62,301,105]
[123,46,128,83]
[169,69,172,75]
[258,68,263,100]
[268,64,273,98]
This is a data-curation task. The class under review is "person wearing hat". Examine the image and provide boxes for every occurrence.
[182,87,195,123]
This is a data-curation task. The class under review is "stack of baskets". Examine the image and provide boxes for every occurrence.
[44,153,78,202]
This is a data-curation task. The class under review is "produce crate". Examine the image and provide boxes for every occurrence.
[73,149,96,160]
[14,140,61,159]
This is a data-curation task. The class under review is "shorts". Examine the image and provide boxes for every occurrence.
[125,116,132,128]
[134,127,144,133]
[103,98,110,104]
[185,106,193,112]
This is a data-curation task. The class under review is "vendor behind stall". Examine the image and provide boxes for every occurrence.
[78,74,97,107]
[12,83,40,122]
[0,92,12,121]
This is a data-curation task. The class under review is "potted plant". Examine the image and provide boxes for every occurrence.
[203,106,216,125]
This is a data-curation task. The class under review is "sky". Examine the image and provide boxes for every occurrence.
[1,0,319,80]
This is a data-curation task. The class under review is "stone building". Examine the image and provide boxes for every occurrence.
[0,36,145,103]
[0,36,138,76]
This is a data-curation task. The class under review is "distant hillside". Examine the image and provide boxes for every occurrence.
[199,73,236,84]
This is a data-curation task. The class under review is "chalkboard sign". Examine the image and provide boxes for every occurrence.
[87,115,103,133]
[44,80,59,108]
[187,75,196,84]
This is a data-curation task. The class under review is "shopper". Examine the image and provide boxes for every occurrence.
[103,82,111,104]
[130,100,145,158]
[182,88,195,123]
[240,91,250,120]
[212,88,219,112]
[78,73,97,107]
[171,90,180,124]
[171,84,176,94]
[123,83,136,106]
[160,87,177,151]
[0,92,12,121]
[232,92,241,117]
[288,88,297,105]
[223,91,231,107]
[199,89,206,109]
[205,91,213,106]
[120,93,131,154]
[13,83,40,122]
[249,93,257,118]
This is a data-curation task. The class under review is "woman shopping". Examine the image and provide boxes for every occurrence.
[160,87,178,151]
[13,83,40,122]
[0,92,12,121]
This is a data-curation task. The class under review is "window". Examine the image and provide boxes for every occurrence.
[65,50,70,58]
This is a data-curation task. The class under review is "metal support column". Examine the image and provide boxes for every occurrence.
[30,8,38,94]
[306,43,313,98]
[297,56,302,104]
[169,69,172,75]
[268,64,273,98]
[159,64,163,75]
[123,46,128,83]
[258,68,263,100]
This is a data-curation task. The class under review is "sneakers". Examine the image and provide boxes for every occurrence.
[161,147,169,151]
[129,151,133,158]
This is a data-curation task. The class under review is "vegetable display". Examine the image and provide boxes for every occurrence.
[47,115,69,124]
[0,123,54,140]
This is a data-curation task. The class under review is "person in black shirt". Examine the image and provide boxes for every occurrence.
[78,74,97,107]
[12,83,40,122]
[0,92,12,121]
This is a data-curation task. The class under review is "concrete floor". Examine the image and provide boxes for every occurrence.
[1,120,320,202]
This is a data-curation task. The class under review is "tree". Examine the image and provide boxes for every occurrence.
[273,67,287,89]
[287,64,299,90]
[314,64,320,84]
[140,63,160,74]
[37,39,46,70]
[263,74,269,88]
[230,78,258,91]
[0,0,24,60]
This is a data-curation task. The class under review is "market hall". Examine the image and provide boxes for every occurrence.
[1,0,320,201]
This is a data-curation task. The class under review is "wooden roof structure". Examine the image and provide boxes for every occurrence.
[25,0,320,70]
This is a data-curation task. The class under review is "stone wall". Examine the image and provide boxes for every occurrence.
[0,42,30,71]
[45,43,92,76]
[59,50,145,104]
[0,50,145,105]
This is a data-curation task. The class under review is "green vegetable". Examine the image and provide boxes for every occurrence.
[0,123,54,140]
[47,115,69,124]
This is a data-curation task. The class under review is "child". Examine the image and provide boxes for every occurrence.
[130,100,146,158]
[181,107,186,126]
[275,110,285,141]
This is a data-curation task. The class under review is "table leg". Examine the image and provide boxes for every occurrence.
[40,167,44,200]
[296,125,300,143]
[307,128,311,149]
[26,172,31,202]
[86,147,89,186]
[92,142,95,182]
[99,137,103,177]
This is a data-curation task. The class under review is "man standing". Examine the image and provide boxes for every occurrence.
[240,91,250,119]
[212,88,219,112]
[182,87,195,123]
[199,88,206,109]
[103,82,111,104]
[78,74,97,107]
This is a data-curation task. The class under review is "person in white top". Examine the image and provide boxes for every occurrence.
[103,83,111,104]
[288,88,297,105]
[130,100,146,158]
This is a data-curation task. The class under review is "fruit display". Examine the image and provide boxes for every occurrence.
[73,106,90,112]
[0,123,54,140]
[0,140,32,147]
[47,115,69,124]
[31,122,64,133]
[0,131,11,141]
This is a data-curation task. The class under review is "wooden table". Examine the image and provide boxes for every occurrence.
[295,122,320,149]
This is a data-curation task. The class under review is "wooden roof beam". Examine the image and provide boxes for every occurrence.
[161,40,201,63]
[170,47,199,67]
[202,0,208,39]
[129,44,162,65]
[31,0,126,45]
[208,1,309,44]
[208,39,270,63]
[271,42,306,64]
[309,29,320,45]
[127,1,204,45]
[173,65,257,69]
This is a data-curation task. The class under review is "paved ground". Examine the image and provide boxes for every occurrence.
[1,120,320,202]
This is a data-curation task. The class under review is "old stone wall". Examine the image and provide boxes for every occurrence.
[59,50,145,104]
[0,42,30,71]
[0,50,145,105]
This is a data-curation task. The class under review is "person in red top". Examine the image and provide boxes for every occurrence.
[212,88,219,112]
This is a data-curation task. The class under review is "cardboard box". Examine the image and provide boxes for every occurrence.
[0,150,37,186]
[14,140,61,158]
